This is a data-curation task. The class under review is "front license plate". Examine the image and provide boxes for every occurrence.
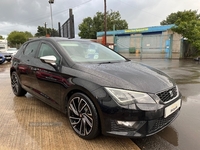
[164,99,181,118]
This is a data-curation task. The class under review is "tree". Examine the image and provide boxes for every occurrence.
[0,35,4,40]
[35,26,59,37]
[24,31,33,40]
[160,10,200,25]
[78,17,94,39]
[7,31,33,47]
[160,10,200,55]
[78,10,128,39]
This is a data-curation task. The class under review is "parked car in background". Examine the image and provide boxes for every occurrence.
[10,37,182,140]
[6,48,18,56]
[0,53,6,64]
[0,52,12,64]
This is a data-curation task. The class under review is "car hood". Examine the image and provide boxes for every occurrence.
[0,52,12,56]
[74,61,175,93]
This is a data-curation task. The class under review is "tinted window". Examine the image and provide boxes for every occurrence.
[38,43,60,64]
[24,41,40,56]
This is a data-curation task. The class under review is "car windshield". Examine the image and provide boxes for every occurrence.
[57,40,126,63]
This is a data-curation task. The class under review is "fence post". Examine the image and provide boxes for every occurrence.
[169,34,173,59]
[180,38,184,58]
[140,35,143,60]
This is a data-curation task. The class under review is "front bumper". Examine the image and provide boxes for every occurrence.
[0,56,6,64]
[4,54,12,61]
[104,109,180,137]
[97,93,182,138]
[0,53,12,62]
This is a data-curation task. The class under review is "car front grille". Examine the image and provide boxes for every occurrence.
[4,54,11,57]
[148,110,178,134]
[156,86,178,103]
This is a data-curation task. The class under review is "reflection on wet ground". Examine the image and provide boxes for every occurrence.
[0,62,140,150]
[133,59,200,150]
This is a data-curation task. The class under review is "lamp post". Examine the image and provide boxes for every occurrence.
[113,24,115,51]
[44,22,47,36]
[104,0,107,46]
[49,0,54,30]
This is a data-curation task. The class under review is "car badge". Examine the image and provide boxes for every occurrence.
[169,91,173,97]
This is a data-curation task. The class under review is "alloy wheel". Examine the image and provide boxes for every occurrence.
[68,96,94,136]
[11,72,19,95]
[11,72,27,96]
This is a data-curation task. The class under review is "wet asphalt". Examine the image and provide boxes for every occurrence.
[131,59,200,150]
[0,59,200,150]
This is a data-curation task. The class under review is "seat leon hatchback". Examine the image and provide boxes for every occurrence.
[10,37,182,140]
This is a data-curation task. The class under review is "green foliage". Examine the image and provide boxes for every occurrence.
[78,10,128,39]
[161,10,200,54]
[0,35,4,39]
[35,26,59,37]
[78,17,95,39]
[24,31,33,40]
[7,31,33,47]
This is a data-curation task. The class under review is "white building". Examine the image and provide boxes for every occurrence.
[0,39,8,52]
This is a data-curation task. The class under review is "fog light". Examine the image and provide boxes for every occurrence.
[117,121,136,127]
[116,120,145,129]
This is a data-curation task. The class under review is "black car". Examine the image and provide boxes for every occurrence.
[10,37,182,140]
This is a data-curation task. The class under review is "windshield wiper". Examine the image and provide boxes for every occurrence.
[98,61,124,65]
[98,61,112,64]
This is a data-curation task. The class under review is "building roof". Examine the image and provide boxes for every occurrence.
[97,24,175,37]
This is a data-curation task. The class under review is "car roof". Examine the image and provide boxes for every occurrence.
[29,37,93,43]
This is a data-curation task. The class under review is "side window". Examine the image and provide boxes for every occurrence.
[38,43,60,64]
[24,41,40,57]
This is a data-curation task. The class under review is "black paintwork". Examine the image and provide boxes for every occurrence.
[74,62,174,93]
[10,37,182,138]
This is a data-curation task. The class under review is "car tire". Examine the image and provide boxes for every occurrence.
[11,71,27,96]
[67,93,100,140]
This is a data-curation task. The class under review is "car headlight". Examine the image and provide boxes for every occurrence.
[105,87,156,105]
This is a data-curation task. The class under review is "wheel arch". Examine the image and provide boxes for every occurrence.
[63,85,103,133]
[10,67,16,76]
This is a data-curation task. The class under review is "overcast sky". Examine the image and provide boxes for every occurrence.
[0,0,199,38]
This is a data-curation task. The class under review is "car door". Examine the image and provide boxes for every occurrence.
[32,42,62,109]
[18,40,40,92]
